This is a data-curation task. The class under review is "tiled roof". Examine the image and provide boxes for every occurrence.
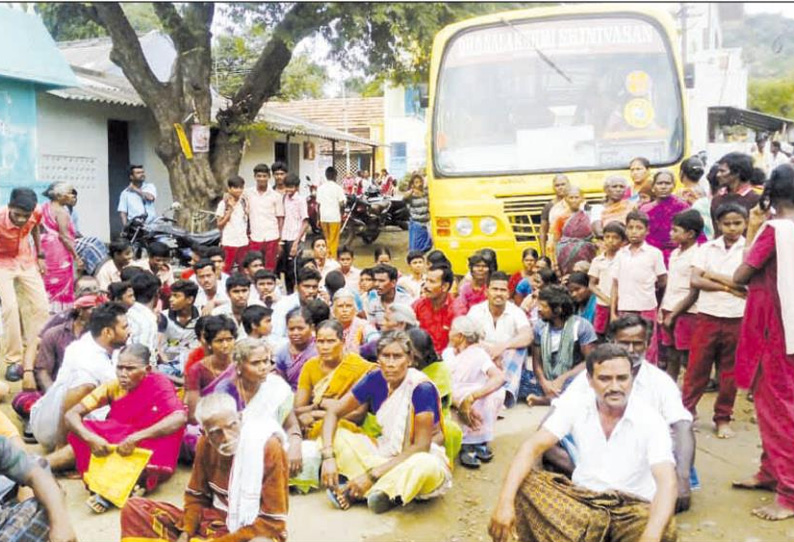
[267,97,384,131]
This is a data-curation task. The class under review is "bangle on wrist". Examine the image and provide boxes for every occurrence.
[366,468,378,483]
[23,369,34,373]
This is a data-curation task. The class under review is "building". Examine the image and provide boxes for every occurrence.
[0,5,78,204]
[35,31,379,241]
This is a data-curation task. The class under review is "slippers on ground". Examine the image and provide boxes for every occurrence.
[459,446,481,469]
[367,490,396,514]
[475,444,494,463]
[86,493,111,514]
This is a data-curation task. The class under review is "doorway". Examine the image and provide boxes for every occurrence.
[107,120,130,239]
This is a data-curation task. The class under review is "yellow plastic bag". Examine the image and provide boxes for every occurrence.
[84,446,153,508]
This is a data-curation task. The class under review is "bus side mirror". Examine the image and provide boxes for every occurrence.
[684,63,695,89]
[418,83,429,108]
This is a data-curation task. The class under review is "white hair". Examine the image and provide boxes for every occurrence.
[332,287,357,302]
[450,315,485,343]
[195,392,238,429]
[51,182,75,198]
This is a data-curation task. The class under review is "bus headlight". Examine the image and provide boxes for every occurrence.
[479,217,498,235]
[455,218,473,237]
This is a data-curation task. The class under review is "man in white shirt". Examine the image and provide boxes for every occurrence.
[270,267,321,339]
[316,167,347,260]
[246,164,284,271]
[489,343,678,542]
[467,271,533,407]
[125,271,161,365]
[30,302,129,451]
[548,315,696,512]
[193,259,230,316]
[212,274,262,339]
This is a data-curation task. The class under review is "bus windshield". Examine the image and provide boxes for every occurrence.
[433,15,684,177]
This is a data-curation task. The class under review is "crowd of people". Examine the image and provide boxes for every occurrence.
[0,148,791,541]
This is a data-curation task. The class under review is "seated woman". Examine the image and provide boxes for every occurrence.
[510,248,538,304]
[295,320,374,441]
[407,328,462,464]
[447,317,505,470]
[57,344,187,513]
[275,307,318,390]
[320,331,452,514]
[332,289,375,354]
[181,315,238,462]
[213,338,305,481]
[554,187,597,276]
[567,272,597,324]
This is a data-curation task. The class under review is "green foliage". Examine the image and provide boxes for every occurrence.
[36,2,161,41]
[748,76,794,118]
[344,75,385,98]
[723,13,794,79]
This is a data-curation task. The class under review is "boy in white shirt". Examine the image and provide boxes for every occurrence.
[588,222,625,338]
[397,250,426,300]
[659,210,704,381]
[215,176,248,274]
[682,203,748,439]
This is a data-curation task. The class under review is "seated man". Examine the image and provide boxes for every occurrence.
[160,279,200,375]
[525,285,597,406]
[0,436,76,542]
[467,272,533,407]
[120,392,288,542]
[212,273,262,337]
[126,271,162,364]
[193,258,230,316]
[488,344,678,542]
[95,238,134,291]
[29,302,130,451]
[546,315,696,512]
[366,264,414,329]
[49,344,187,512]
[12,293,103,430]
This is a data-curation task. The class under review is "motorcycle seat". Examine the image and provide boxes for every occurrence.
[187,229,221,245]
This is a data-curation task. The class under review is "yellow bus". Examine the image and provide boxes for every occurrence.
[426,4,688,273]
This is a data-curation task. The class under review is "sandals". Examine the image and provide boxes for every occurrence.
[459,445,481,469]
[475,444,494,463]
[367,490,396,514]
[86,493,111,514]
[327,485,351,510]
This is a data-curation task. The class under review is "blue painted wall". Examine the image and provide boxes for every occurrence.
[0,78,48,205]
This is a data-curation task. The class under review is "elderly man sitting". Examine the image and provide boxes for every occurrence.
[47,344,187,513]
[489,344,678,542]
[120,392,289,542]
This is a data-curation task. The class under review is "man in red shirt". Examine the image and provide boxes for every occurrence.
[0,188,50,379]
[413,265,464,354]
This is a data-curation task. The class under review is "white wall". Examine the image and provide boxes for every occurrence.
[383,85,427,178]
[36,94,170,242]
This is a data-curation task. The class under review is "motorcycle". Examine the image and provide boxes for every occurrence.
[364,185,410,231]
[121,202,221,267]
[339,193,381,247]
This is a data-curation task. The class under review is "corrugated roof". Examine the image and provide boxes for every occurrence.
[0,6,78,88]
[256,106,382,146]
[47,66,144,107]
[268,97,384,130]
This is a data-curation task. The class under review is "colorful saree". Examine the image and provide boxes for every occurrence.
[555,210,597,276]
[181,364,236,462]
[275,340,318,390]
[40,202,76,312]
[67,373,186,492]
[600,199,635,227]
[640,196,691,266]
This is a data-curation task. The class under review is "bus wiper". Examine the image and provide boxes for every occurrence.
[500,18,573,84]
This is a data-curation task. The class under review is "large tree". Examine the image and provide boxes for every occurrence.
[43,3,525,213]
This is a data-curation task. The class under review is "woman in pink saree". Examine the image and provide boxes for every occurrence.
[554,187,597,276]
[640,170,693,266]
[61,345,187,512]
[41,182,82,311]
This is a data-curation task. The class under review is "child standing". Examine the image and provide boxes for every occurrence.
[215,176,249,274]
[588,221,626,337]
[682,203,748,439]
[404,173,432,252]
[658,209,704,381]
[610,210,667,324]
[279,173,309,294]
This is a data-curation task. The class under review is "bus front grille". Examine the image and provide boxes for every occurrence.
[497,193,604,244]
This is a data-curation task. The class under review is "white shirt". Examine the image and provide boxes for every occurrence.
[216,198,249,247]
[316,180,347,223]
[126,302,159,364]
[195,285,230,314]
[614,243,667,312]
[271,292,300,338]
[397,275,425,299]
[467,301,530,344]
[342,267,361,292]
[660,246,698,313]
[245,186,284,242]
[588,253,618,308]
[692,236,746,318]
[554,360,693,425]
[544,392,675,501]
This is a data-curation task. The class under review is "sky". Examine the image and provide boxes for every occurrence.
[743,2,794,18]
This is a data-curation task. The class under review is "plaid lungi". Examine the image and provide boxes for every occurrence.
[515,470,677,542]
[0,498,50,542]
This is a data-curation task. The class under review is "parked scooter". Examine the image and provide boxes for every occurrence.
[339,193,381,247]
[121,202,220,266]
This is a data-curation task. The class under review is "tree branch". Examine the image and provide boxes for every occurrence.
[225,3,339,123]
[92,3,166,110]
